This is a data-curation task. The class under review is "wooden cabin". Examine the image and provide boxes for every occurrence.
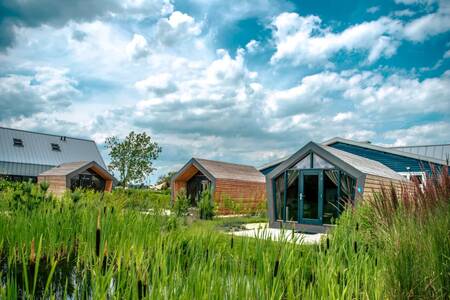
[38,161,114,196]
[266,142,408,233]
[172,158,266,214]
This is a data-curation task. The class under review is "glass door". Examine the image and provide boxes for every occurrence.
[299,170,323,225]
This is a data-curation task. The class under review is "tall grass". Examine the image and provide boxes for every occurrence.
[0,168,448,299]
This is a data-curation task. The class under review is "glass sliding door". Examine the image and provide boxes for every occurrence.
[299,170,323,225]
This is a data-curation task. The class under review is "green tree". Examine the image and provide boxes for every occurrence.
[156,171,177,189]
[105,131,161,187]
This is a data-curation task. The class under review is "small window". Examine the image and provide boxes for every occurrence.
[294,154,312,169]
[398,172,426,190]
[13,138,23,147]
[51,143,61,151]
[313,154,335,169]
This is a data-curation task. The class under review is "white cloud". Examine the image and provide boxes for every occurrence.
[270,3,450,66]
[394,0,437,5]
[393,9,417,17]
[270,13,402,66]
[245,39,260,53]
[444,49,450,58]
[135,73,177,96]
[0,67,80,120]
[384,122,450,146]
[156,11,202,46]
[265,69,450,120]
[333,112,353,122]
[126,34,151,60]
[121,0,174,17]
[403,10,450,41]
[367,6,380,14]
[265,71,348,117]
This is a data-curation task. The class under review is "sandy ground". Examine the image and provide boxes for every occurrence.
[229,223,325,245]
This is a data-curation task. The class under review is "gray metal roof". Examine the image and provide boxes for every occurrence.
[390,144,450,162]
[260,138,450,172]
[321,145,405,180]
[267,142,405,182]
[0,161,53,177]
[322,137,447,165]
[0,127,106,176]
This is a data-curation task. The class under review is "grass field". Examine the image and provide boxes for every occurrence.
[0,173,449,299]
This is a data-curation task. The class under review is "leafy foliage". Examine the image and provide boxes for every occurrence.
[0,169,448,298]
[198,188,214,220]
[173,188,190,217]
[156,171,177,189]
[105,131,161,187]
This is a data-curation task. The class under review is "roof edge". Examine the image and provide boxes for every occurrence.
[267,141,365,181]
[0,126,96,143]
[323,137,448,166]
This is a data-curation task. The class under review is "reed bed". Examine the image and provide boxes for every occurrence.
[0,168,448,299]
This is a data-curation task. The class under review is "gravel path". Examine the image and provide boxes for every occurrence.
[229,223,325,245]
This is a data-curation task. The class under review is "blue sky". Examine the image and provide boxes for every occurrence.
[0,0,449,183]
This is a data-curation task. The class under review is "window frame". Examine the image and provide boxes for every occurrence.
[13,138,24,147]
[51,143,61,151]
[398,171,426,189]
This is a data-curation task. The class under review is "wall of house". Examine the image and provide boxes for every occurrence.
[172,180,187,201]
[363,174,408,200]
[37,175,68,196]
[329,142,442,174]
[214,179,266,214]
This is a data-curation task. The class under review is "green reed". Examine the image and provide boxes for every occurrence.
[0,174,448,299]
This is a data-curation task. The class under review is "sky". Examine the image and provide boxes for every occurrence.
[0,0,449,183]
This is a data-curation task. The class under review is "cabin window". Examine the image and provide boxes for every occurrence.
[294,154,311,169]
[312,154,334,169]
[13,138,23,147]
[399,172,426,190]
[70,169,105,192]
[51,143,61,151]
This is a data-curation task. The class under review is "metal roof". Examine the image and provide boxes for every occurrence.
[0,161,53,177]
[0,127,107,177]
[321,145,405,180]
[267,142,405,181]
[390,144,450,162]
[323,137,447,166]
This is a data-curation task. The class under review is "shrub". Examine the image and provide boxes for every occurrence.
[173,189,190,217]
[39,181,50,194]
[198,188,214,220]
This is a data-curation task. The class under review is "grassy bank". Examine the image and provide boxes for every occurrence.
[0,171,448,299]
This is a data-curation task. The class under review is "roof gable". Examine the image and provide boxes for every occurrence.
[173,158,265,183]
[267,142,404,181]
[195,158,265,182]
[39,161,113,180]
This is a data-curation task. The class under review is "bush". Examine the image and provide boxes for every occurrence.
[173,188,190,217]
[198,188,214,220]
